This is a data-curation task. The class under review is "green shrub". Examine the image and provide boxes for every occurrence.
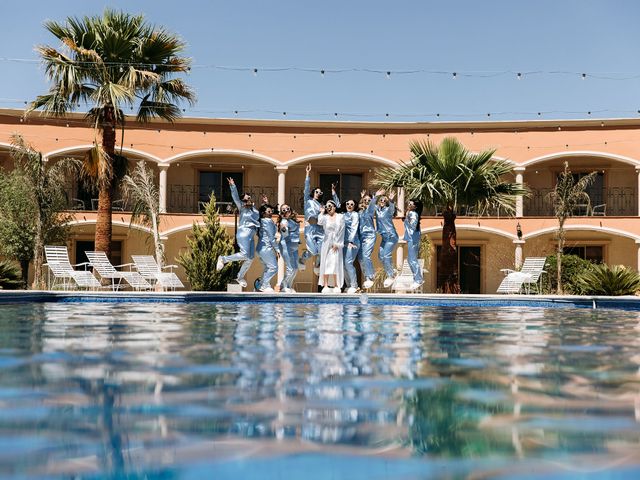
[575,264,640,296]
[0,260,24,290]
[540,254,596,294]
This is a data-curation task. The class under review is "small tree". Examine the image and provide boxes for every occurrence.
[121,161,164,266]
[546,162,597,294]
[0,260,23,290]
[178,194,238,291]
[0,135,71,287]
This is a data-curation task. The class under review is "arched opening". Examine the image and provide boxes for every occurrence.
[46,145,161,213]
[521,152,640,217]
[284,152,398,214]
[163,150,280,214]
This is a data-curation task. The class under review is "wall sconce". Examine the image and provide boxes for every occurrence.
[516,222,523,240]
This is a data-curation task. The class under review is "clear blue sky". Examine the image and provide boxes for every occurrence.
[1,0,639,122]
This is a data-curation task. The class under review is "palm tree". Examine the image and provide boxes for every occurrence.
[27,9,195,258]
[376,137,527,293]
[121,161,163,266]
[546,162,597,294]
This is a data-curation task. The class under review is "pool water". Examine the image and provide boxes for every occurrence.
[0,302,639,479]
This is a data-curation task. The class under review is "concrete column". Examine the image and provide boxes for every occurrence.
[636,167,640,216]
[396,187,405,217]
[158,164,170,213]
[276,255,285,290]
[396,241,405,270]
[513,239,525,269]
[636,240,640,272]
[514,166,525,218]
[276,166,288,207]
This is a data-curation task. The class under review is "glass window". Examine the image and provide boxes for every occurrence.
[319,173,363,205]
[198,171,243,212]
[563,245,603,263]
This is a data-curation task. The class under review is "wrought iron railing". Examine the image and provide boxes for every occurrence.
[169,184,277,214]
[523,187,637,216]
[63,187,129,211]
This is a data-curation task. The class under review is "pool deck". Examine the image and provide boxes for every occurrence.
[1,290,640,310]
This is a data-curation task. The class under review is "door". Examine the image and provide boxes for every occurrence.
[75,240,123,267]
[436,245,482,293]
[319,173,363,205]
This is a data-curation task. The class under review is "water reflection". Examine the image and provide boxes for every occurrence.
[0,303,638,477]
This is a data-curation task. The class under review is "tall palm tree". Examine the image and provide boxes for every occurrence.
[27,9,195,258]
[376,137,527,293]
[121,161,163,267]
[546,162,597,294]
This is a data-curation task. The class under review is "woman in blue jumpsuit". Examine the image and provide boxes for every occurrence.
[278,203,301,293]
[299,164,340,273]
[343,199,360,293]
[374,189,399,288]
[357,191,376,289]
[404,199,424,290]
[216,178,259,287]
[254,198,279,292]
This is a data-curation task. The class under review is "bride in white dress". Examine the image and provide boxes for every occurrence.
[317,200,345,293]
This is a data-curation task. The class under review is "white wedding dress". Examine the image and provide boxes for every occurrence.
[317,213,345,287]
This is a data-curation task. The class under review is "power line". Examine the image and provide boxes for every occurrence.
[3,56,640,81]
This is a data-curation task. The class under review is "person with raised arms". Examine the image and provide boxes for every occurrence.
[358,190,377,289]
[404,199,424,290]
[254,195,279,293]
[216,178,259,288]
[342,198,360,293]
[374,189,399,288]
[299,163,340,274]
[277,203,301,293]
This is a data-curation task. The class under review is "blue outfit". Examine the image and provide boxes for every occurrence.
[301,176,340,265]
[279,218,300,290]
[357,199,377,281]
[256,217,279,289]
[375,198,399,278]
[221,184,259,281]
[343,210,360,289]
[404,210,423,284]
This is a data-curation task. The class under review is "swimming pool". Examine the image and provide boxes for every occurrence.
[0,301,639,478]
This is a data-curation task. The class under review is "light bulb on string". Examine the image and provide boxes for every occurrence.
[516,72,522,80]
[452,72,457,79]
[253,68,258,76]
[581,73,586,79]
[320,69,325,77]
[386,71,391,79]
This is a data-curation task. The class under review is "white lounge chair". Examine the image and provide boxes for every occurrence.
[392,259,426,293]
[85,251,152,291]
[499,257,547,294]
[497,271,531,294]
[131,255,184,291]
[44,245,101,290]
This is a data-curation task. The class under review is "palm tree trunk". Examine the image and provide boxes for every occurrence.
[19,259,29,287]
[32,218,44,289]
[96,107,115,258]
[440,208,460,293]
[150,210,164,268]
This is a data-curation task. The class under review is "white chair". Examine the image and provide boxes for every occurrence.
[85,251,152,291]
[500,257,547,294]
[496,271,531,294]
[44,245,101,290]
[131,255,185,291]
[392,259,426,293]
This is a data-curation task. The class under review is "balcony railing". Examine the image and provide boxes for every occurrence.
[169,185,276,214]
[64,188,129,211]
[524,187,637,216]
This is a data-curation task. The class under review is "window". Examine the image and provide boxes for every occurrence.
[563,245,603,263]
[569,172,604,205]
[319,173,363,205]
[199,171,243,212]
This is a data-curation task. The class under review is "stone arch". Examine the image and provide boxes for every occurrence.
[164,149,280,166]
[44,144,163,164]
[65,218,154,236]
[284,152,398,168]
[524,224,640,242]
[521,151,640,169]
[421,224,517,240]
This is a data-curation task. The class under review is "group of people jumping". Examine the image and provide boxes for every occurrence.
[216,164,424,293]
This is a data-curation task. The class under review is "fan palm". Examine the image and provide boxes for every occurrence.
[376,137,527,293]
[546,162,597,294]
[27,9,195,258]
[121,161,163,267]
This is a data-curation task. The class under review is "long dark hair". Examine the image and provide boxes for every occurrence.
[410,199,423,231]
